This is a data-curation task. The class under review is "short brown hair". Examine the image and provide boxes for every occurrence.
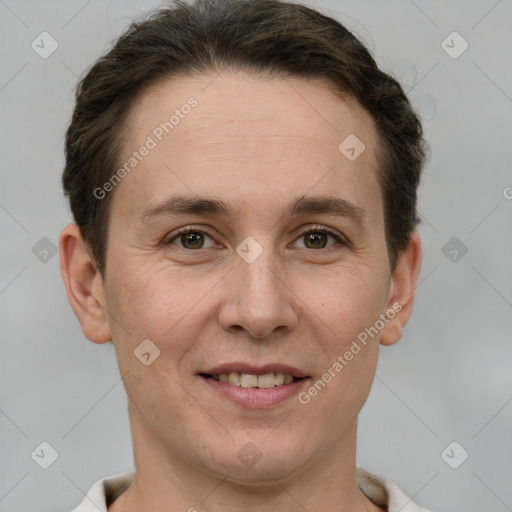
[62,0,427,276]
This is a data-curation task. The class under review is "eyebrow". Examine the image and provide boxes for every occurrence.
[138,193,366,227]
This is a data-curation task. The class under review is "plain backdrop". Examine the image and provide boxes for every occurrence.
[1,1,511,511]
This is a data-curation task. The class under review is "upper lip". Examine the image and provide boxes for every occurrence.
[201,363,309,378]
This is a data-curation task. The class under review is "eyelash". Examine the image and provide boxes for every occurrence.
[164,225,349,251]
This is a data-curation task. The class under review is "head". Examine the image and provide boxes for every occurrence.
[60,0,425,488]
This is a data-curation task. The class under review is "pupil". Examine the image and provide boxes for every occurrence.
[306,232,326,249]
[183,232,203,249]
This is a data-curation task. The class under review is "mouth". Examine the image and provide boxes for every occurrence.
[198,364,310,407]
[200,371,306,388]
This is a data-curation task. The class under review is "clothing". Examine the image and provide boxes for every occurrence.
[70,467,433,511]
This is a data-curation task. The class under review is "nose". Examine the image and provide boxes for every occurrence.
[218,245,298,339]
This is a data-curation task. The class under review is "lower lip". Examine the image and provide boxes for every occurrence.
[201,376,310,408]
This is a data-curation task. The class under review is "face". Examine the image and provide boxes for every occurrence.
[91,72,400,482]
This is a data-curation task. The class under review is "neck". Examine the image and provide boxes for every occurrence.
[110,401,383,512]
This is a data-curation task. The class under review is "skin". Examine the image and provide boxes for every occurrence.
[60,71,421,512]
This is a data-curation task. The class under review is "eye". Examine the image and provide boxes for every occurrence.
[292,226,346,250]
[164,225,348,252]
[165,228,217,250]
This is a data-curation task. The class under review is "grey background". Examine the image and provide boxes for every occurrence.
[1,0,511,511]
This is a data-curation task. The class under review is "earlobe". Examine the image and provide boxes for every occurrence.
[59,223,112,344]
[380,231,422,347]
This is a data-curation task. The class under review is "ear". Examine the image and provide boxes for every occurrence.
[59,223,112,344]
[380,231,422,346]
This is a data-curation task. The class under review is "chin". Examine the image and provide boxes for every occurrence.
[200,431,312,485]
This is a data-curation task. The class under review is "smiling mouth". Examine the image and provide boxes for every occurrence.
[200,372,306,389]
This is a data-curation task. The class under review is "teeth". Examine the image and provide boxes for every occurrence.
[214,372,296,388]
[228,372,240,386]
[257,373,275,389]
[240,374,258,388]
[274,373,285,386]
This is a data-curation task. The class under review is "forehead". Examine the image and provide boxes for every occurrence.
[113,72,381,222]
[126,72,376,148]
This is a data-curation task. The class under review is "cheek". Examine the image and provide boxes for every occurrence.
[107,257,183,332]
[105,266,202,425]
[105,260,217,371]
[304,262,389,340]
[295,263,387,410]
[297,275,385,423]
